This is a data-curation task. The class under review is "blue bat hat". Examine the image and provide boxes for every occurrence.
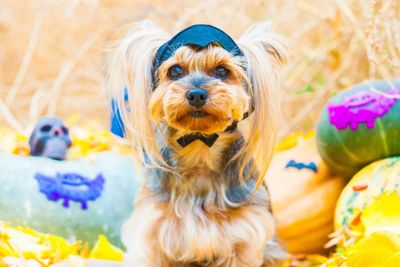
[151,24,245,88]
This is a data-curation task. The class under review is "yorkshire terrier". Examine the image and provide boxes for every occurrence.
[107,20,287,267]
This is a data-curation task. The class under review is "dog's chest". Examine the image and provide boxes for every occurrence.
[157,197,273,264]
[153,135,273,264]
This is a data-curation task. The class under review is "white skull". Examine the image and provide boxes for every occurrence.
[29,117,72,160]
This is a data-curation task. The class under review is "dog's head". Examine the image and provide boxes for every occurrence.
[108,21,286,179]
[148,25,252,135]
[150,45,250,135]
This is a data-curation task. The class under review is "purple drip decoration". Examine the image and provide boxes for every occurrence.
[35,172,105,210]
[328,88,400,130]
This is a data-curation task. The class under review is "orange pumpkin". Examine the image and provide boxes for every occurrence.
[266,134,346,253]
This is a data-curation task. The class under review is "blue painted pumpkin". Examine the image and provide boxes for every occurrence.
[0,151,140,248]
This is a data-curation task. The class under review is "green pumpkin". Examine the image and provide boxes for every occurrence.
[316,80,400,178]
[0,151,140,248]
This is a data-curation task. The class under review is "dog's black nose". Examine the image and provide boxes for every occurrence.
[186,88,208,107]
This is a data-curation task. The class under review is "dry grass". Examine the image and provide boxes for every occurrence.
[0,0,399,135]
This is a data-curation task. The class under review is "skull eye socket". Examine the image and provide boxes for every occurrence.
[61,126,69,135]
[40,125,52,132]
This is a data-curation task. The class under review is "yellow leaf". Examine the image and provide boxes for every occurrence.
[89,235,123,261]
[41,234,79,260]
[0,242,16,257]
[0,224,79,261]
[346,232,400,267]
[276,133,301,151]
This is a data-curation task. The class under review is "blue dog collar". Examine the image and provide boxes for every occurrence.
[151,24,244,88]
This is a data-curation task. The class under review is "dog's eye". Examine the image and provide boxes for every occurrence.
[167,65,185,80]
[213,66,230,79]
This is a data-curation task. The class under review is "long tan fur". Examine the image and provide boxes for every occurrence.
[106,20,171,170]
[236,22,287,186]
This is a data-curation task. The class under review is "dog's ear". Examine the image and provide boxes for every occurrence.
[237,22,287,185]
[238,22,287,70]
[107,20,170,168]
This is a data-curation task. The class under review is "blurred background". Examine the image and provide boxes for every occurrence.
[0,0,399,135]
